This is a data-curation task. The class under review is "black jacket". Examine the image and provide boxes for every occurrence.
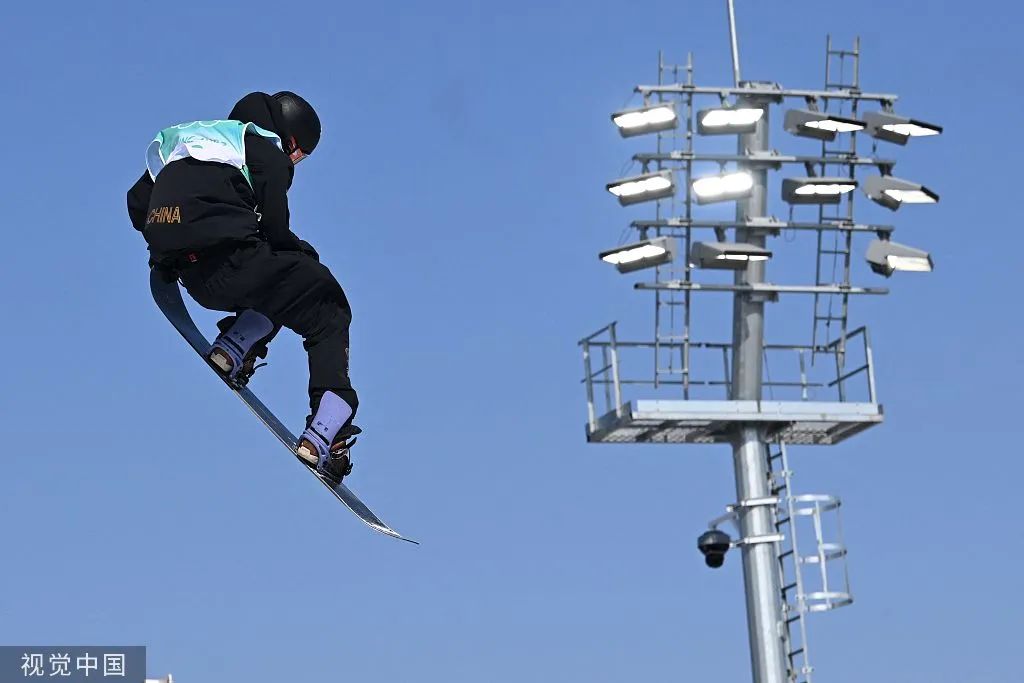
[127,92,312,264]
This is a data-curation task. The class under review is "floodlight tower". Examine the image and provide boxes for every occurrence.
[579,3,942,682]
[729,84,785,681]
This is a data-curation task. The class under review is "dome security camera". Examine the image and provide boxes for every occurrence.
[697,529,732,568]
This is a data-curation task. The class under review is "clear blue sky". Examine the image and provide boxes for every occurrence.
[0,1,1019,681]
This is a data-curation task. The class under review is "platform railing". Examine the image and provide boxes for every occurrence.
[580,322,877,432]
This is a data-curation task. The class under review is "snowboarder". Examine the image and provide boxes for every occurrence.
[127,92,360,483]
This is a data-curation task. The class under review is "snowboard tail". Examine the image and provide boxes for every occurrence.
[150,268,416,544]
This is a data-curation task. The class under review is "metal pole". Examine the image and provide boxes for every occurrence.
[730,93,789,683]
[610,322,623,416]
[726,0,741,86]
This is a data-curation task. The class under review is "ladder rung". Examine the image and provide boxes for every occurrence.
[778,549,794,560]
[782,582,798,593]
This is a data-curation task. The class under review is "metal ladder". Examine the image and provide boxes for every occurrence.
[652,52,696,396]
[769,442,854,683]
[810,37,862,364]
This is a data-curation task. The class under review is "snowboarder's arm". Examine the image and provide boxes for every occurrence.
[127,171,154,231]
[245,135,307,253]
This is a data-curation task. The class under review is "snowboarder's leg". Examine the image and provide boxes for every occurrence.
[222,247,359,421]
[300,295,358,419]
[262,262,361,482]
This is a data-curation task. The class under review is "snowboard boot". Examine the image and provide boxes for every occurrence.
[208,310,275,388]
[295,391,360,484]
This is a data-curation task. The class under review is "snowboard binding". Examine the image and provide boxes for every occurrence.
[297,424,362,485]
[322,429,359,483]
[208,311,275,389]
[295,391,359,483]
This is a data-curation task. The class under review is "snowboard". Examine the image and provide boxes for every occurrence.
[150,268,416,544]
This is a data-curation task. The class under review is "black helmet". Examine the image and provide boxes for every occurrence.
[273,91,321,155]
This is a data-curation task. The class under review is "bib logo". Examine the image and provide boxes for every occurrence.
[147,205,182,224]
[181,134,228,149]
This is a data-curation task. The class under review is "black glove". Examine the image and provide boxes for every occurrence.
[296,239,320,262]
[270,233,319,261]
[152,262,178,284]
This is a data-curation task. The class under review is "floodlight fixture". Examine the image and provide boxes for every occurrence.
[600,236,678,273]
[864,111,942,145]
[863,175,939,211]
[697,106,764,135]
[784,108,865,141]
[866,239,933,277]
[690,241,772,270]
[781,177,858,205]
[606,170,676,206]
[611,102,678,138]
[691,171,754,205]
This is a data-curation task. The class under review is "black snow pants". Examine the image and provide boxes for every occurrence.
[176,241,358,421]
